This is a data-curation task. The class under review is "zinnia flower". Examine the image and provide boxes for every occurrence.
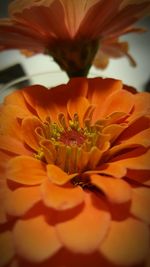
[0,77,150,267]
[0,0,150,76]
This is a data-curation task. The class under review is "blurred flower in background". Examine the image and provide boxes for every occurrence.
[0,0,150,77]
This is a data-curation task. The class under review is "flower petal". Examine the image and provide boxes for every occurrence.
[88,78,122,106]
[41,179,84,210]
[113,148,150,170]
[99,218,149,266]
[86,161,126,178]
[56,192,110,253]
[60,0,100,37]
[6,156,46,185]
[101,89,134,117]
[67,96,90,126]
[13,216,62,262]
[102,123,126,143]
[108,127,150,160]
[91,175,132,203]
[47,164,77,185]
[0,136,31,155]
[22,116,43,151]
[5,186,41,216]
[0,231,15,267]
[127,169,150,186]
[0,105,23,140]
[4,90,32,116]
[0,180,8,224]
[130,92,150,120]
[22,85,48,110]
[42,180,83,211]
[119,127,150,148]
[131,187,150,224]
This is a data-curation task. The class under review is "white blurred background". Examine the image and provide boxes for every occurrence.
[0,0,150,91]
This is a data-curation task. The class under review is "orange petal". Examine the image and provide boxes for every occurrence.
[0,135,31,155]
[5,186,41,216]
[4,90,32,116]
[102,124,126,143]
[101,89,134,118]
[131,92,150,120]
[117,116,150,141]
[47,164,77,185]
[119,128,150,148]
[22,85,67,122]
[22,85,48,110]
[6,156,46,185]
[0,105,23,140]
[67,96,90,126]
[0,206,7,224]
[36,100,62,123]
[41,179,84,210]
[13,216,62,262]
[88,78,122,106]
[131,187,150,224]
[99,218,149,266]
[67,77,88,98]
[0,180,8,224]
[127,169,150,186]
[0,103,29,119]
[91,175,132,203]
[108,128,150,159]
[56,192,110,253]
[86,162,126,178]
[22,116,43,150]
[114,149,150,170]
[0,150,10,168]
[0,231,15,267]
[61,0,100,37]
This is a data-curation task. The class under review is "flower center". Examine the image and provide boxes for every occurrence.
[34,113,109,174]
[59,129,85,146]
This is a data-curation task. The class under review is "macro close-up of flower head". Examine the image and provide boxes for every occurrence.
[0,0,150,76]
[0,77,150,267]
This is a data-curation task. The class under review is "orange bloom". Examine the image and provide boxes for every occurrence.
[0,0,150,76]
[0,77,150,267]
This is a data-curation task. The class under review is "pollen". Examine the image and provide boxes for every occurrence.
[34,113,108,173]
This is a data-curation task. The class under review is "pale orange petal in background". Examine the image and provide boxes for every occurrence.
[0,0,150,76]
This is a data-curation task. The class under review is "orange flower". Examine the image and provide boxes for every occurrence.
[0,77,150,267]
[0,0,150,76]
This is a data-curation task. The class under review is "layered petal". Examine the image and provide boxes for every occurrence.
[41,179,84,210]
[0,231,15,267]
[6,156,46,185]
[13,216,62,262]
[87,161,127,178]
[0,136,31,156]
[56,192,110,253]
[91,174,132,203]
[131,187,150,224]
[5,186,41,216]
[47,164,77,185]
[67,96,90,126]
[112,148,150,170]
[100,89,134,118]
[99,218,150,266]
[22,116,43,151]
[87,78,122,108]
